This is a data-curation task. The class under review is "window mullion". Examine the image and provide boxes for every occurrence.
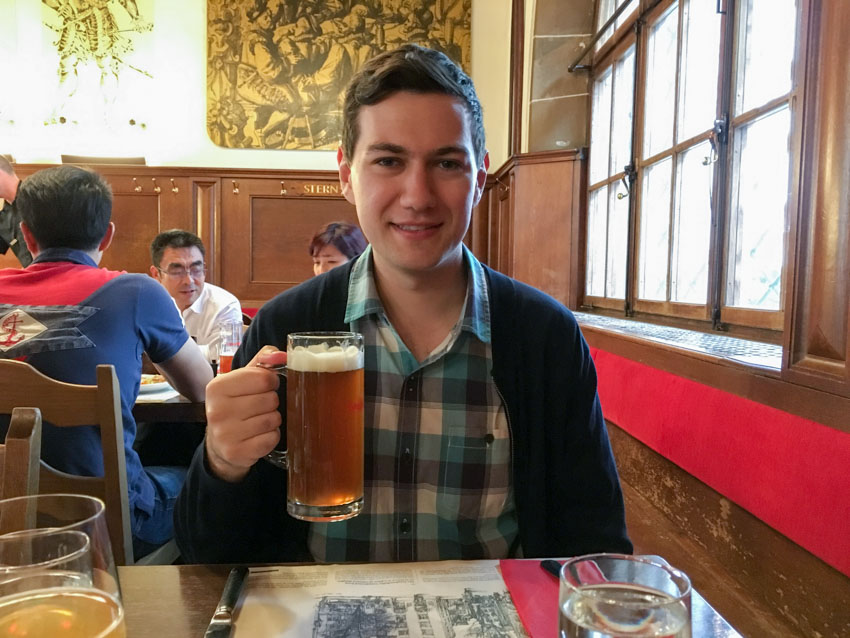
[710,0,738,327]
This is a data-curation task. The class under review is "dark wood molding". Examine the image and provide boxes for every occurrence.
[508,0,525,156]
[784,0,850,398]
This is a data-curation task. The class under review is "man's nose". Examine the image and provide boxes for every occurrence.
[399,166,436,210]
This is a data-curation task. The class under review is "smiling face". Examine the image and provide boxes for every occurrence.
[312,243,348,276]
[338,91,488,283]
[151,246,205,311]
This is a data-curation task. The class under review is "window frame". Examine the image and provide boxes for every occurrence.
[584,34,639,312]
[583,0,805,336]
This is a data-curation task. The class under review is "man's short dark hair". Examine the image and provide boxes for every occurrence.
[309,222,367,260]
[150,229,206,267]
[341,44,485,165]
[16,165,112,251]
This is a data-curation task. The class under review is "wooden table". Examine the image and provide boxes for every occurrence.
[118,564,742,637]
[132,395,205,423]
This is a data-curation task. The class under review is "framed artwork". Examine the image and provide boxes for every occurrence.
[207,0,472,150]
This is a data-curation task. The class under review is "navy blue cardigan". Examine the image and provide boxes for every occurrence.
[175,261,631,563]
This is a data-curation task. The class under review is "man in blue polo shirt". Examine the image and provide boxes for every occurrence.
[0,165,212,558]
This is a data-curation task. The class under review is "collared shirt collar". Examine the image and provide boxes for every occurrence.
[32,247,98,268]
[183,282,209,317]
[344,244,491,343]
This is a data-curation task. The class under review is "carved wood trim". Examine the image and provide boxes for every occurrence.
[784,0,850,398]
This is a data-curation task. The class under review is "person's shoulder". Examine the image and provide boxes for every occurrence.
[204,282,241,306]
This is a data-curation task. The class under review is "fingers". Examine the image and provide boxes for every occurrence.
[248,345,287,368]
[204,352,284,482]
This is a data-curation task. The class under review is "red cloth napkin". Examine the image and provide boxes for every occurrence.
[500,559,562,637]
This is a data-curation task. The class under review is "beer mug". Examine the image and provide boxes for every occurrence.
[265,332,365,522]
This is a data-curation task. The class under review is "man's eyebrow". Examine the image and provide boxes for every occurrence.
[166,259,204,268]
[433,145,469,157]
[364,143,406,154]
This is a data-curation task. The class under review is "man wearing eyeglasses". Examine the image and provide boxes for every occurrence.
[149,230,242,364]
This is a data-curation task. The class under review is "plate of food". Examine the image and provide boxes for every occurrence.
[139,373,170,394]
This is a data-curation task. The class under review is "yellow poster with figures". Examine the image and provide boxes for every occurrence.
[207,0,471,150]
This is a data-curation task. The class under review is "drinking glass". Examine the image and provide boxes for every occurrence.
[0,496,125,637]
[559,553,691,638]
[0,494,120,599]
[218,321,243,374]
[265,332,365,522]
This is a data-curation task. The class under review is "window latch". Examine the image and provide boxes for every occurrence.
[617,162,637,199]
[704,115,729,165]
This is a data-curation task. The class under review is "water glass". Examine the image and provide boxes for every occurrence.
[559,553,691,638]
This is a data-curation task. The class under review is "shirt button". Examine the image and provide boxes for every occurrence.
[400,518,411,534]
[402,447,412,462]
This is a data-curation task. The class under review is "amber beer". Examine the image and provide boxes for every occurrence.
[0,588,125,637]
[285,333,364,521]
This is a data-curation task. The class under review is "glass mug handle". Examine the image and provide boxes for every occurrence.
[257,362,289,470]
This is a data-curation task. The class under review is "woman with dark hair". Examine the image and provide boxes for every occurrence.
[309,221,367,275]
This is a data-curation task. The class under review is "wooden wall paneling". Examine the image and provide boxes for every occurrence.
[191,179,220,284]
[784,0,850,398]
[219,176,357,307]
[496,174,514,276]
[101,173,194,276]
[468,178,492,264]
[510,155,578,306]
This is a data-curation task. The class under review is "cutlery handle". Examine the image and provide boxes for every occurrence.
[217,566,248,613]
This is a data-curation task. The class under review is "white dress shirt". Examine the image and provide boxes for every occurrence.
[181,282,242,362]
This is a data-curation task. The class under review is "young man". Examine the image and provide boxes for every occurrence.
[176,45,631,563]
[149,229,242,363]
[0,156,32,267]
[0,165,212,558]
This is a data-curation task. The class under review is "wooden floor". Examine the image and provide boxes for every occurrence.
[623,483,799,638]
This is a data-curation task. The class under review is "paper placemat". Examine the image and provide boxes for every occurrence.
[499,559,562,638]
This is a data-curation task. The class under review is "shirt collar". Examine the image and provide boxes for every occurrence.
[184,283,209,316]
[32,247,98,268]
[344,244,491,343]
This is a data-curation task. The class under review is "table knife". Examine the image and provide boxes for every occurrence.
[204,566,248,638]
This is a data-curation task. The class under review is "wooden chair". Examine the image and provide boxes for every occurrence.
[0,407,42,499]
[0,360,178,566]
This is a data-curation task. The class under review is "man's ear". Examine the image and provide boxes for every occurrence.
[98,222,115,252]
[149,264,161,280]
[19,222,39,258]
[472,151,490,207]
[338,146,356,205]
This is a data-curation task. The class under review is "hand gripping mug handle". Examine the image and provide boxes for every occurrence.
[257,362,289,470]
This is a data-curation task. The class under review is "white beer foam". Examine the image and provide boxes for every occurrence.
[287,343,363,372]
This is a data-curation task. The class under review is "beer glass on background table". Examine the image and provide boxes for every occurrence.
[265,332,365,522]
[559,553,691,638]
[218,321,243,374]
[0,494,125,637]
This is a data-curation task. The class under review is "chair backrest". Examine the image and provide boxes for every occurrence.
[0,407,42,499]
[0,360,134,565]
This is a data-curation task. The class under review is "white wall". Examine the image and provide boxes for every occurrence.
[1,0,511,170]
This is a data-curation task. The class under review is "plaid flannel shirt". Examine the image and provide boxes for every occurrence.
[309,245,518,562]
